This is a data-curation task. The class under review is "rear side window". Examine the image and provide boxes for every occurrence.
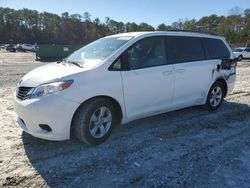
[245,48,250,52]
[204,38,230,59]
[166,36,206,64]
[234,48,243,52]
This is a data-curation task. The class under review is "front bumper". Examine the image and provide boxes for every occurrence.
[14,93,80,141]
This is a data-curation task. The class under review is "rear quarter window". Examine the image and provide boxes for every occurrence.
[204,38,230,59]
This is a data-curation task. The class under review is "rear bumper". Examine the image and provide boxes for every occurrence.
[226,73,236,97]
[14,93,80,141]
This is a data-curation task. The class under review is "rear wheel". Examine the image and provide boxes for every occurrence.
[206,81,225,110]
[73,98,117,145]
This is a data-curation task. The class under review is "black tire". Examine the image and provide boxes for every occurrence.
[72,98,117,145]
[238,55,243,61]
[205,81,225,110]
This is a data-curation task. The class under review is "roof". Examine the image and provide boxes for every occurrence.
[106,31,224,40]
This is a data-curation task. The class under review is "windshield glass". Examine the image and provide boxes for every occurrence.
[66,36,132,66]
[233,48,243,52]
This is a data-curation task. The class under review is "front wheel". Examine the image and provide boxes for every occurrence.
[73,98,117,145]
[206,81,225,110]
[238,55,243,61]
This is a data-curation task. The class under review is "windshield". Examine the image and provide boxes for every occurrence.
[233,48,243,52]
[66,36,132,66]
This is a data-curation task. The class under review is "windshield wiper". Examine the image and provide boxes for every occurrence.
[58,59,83,68]
[68,61,83,68]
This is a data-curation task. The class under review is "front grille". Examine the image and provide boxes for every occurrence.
[16,87,33,100]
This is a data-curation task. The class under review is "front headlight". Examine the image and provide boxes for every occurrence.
[27,80,74,98]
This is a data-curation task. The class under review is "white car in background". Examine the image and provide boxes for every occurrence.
[233,47,250,61]
[14,31,237,145]
[16,44,37,52]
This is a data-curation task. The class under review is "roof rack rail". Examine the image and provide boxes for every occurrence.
[167,29,218,36]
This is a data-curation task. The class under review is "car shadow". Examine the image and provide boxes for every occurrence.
[22,100,250,187]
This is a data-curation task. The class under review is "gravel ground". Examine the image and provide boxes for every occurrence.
[0,51,250,188]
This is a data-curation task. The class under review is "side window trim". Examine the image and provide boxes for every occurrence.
[164,36,170,64]
[202,38,210,60]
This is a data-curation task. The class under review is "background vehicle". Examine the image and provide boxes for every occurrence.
[6,44,16,52]
[16,44,37,52]
[233,47,250,61]
[14,31,236,145]
[0,44,5,50]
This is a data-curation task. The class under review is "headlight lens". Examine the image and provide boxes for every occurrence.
[28,80,73,98]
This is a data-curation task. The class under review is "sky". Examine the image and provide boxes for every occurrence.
[1,0,249,27]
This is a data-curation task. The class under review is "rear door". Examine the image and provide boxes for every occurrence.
[244,48,250,58]
[120,36,175,120]
[165,36,212,108]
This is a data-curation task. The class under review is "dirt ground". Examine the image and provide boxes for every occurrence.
[0,51,250,188]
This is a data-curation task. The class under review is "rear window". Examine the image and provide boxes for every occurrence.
[165,36,206,64]
[204,38,230,59]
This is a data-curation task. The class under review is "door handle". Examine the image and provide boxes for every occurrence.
[176,69,185,73]
[162,70,173,76]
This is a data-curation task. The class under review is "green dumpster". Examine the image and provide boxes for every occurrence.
[36,44,83,61]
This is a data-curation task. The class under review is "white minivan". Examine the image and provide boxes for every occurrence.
[14,31,236,145]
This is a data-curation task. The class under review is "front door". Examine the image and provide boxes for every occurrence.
[121,37,174,120]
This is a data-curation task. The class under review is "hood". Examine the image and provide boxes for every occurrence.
[19,62,85,87]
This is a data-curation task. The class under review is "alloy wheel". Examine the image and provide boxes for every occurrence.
[209,86,223,107]
[89,107,112,138]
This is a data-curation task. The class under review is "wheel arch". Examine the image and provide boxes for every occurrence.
[238,54,243,61]
[70,95,123,138]
[215,77,228,97]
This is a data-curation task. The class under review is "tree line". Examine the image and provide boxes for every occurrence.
[0,7,250,45]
